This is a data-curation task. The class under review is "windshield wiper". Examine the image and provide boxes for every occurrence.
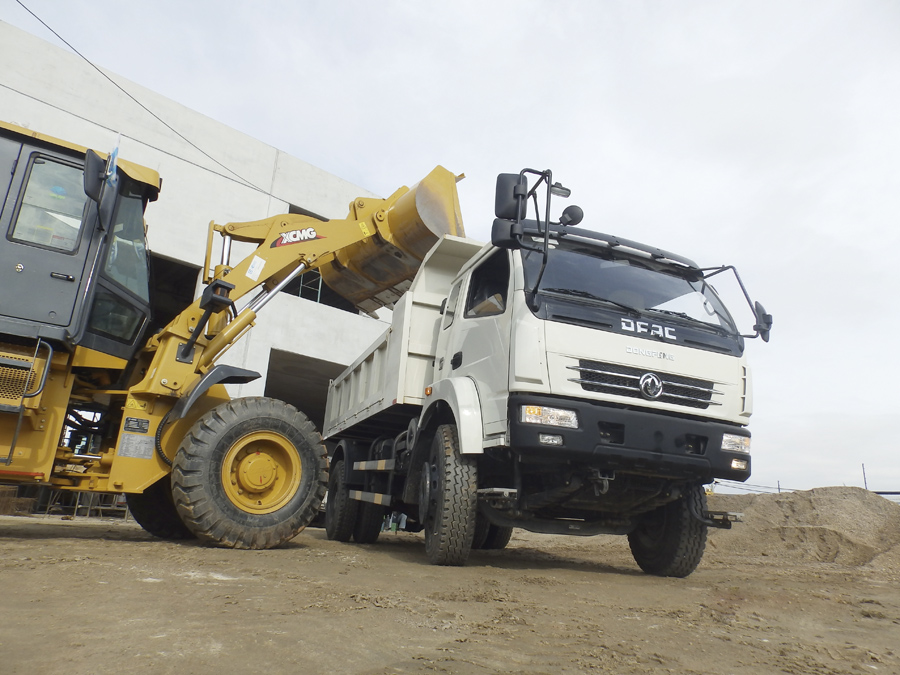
[542,288,640,316]
[644,308,731,335]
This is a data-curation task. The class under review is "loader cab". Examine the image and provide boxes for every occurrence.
[0,123,160,361]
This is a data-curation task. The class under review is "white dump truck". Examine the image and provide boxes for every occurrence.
[322,169,772,577]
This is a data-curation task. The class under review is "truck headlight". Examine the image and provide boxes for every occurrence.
[721,434,751,454]
[521,405,578,429]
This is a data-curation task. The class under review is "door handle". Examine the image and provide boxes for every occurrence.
[50,272,75,282]
[450,352,463,370]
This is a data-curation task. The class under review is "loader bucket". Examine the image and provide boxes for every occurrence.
[321,166,465,313]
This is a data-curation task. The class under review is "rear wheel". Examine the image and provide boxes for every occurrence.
[352,501,385,544]
[126,476,194,540]
[627,484,708,577]
[420,424,477,566]
[325,459,358,542]
[472,514,512,551]
[171,397,327,549]
[481,524,513,550]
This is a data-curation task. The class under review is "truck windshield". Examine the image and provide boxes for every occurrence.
[522,243,738,335]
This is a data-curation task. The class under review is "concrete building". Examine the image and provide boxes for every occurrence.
[0,20,390,431]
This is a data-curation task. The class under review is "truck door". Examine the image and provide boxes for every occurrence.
[437,249,512,437]
[0,144,92,328]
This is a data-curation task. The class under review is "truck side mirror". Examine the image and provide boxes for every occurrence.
[495,173,527,221]
[560,205,584,226]
[753,301,773,342]
[491,218,522,250]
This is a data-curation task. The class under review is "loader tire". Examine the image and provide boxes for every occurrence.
[171,397,327,550]
[126,476,195,540]
[325,459,358,542]
[421,424,477,566]
[352,501,385,544]
[627,484,708,578]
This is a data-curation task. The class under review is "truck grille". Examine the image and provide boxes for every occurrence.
[567,359,721,410]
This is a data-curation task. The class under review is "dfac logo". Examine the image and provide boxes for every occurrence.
[621,318,676,340]
[272,227,322,247]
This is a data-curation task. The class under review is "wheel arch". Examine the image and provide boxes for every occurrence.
[420,377,484,455]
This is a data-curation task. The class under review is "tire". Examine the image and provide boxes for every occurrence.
[481,524,513,550]
[325,459,358,541]
[126,476,195,540]
[627,484,708,578]
[171,397,327,550]
[420,424,477,566]
[472,512,491,550]
[352,501,385,544]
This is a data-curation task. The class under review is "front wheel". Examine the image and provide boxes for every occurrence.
[627,484,708,577]
[171,397,327,549]
[420,424,477,566]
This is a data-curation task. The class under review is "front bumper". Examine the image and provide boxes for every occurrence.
[508,394,751,483]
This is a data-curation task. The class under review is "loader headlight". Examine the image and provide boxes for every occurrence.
[721,434,751,454]
[521,405,579,429]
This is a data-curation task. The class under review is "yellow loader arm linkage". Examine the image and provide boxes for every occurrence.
[123,165,464,473]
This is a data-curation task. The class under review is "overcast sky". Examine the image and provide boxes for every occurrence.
[4,0,899,494]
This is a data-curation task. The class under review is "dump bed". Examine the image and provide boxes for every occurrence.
[323,235,483,440]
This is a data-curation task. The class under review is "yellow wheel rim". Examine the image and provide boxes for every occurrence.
[221,431,301,515]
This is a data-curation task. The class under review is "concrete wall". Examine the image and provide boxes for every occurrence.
[0,20,390,411]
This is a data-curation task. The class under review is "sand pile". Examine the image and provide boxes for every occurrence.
[707,486,900,567]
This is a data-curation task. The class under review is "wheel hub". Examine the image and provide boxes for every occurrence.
[221,431,302,514]
[237,451,278,493]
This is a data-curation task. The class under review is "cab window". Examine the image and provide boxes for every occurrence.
[101,178,150,301]
[9,156,87,252]
[464,251,510,318]
[441,282,461,330]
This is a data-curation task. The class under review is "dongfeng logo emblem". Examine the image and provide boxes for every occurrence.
[639,372,663,400]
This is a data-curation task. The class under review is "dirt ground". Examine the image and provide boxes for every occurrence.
[1,486,899,675]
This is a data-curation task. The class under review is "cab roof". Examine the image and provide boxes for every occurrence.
[0,120,161,198]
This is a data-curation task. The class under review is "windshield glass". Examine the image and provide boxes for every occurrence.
[522,242,738,334]
[102,176,150,301]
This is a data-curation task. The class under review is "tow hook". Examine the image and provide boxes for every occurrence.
[688,497,743,529]
[477,487,517,510]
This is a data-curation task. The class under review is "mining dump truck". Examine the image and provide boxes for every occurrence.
[323,168,772,577]
[0,120,464,548]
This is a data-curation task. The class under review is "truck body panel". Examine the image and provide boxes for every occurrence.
[324,236,482,440]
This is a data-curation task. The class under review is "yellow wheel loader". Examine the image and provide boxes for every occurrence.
[0,121,464,548]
